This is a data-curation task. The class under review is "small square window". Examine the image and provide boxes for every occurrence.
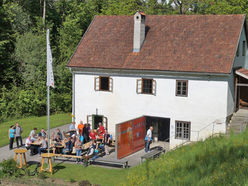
[175,121,190,140]
[176,80,188,97]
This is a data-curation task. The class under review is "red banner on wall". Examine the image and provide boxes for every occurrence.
[116,116,146,159]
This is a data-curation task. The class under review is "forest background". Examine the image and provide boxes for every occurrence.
[1,0,248,122]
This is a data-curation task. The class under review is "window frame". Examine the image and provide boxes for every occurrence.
[175,120,191,140]
[94,76,113,92]
[242,41,246,56]
[236,42,240,57]
[136,78,156,95]
[176,80,188,97]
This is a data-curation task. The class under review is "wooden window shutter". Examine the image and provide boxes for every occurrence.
[109,77,113,92]
[94,77,100,91]
[136,79,142,94]
[152,80,156,95]
[87,115,93,125]
[103,117,108,130]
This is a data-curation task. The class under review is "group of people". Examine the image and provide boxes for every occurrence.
[50,121,112,163]
[8,121,112,162]
[8,123,23,150]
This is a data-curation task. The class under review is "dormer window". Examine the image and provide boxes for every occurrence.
[94,76,113,92]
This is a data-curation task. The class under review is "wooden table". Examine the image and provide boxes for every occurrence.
[14,149,27,168]
[40,153,55,174]
[31,141,41,146]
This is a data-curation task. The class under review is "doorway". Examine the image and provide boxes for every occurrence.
[145,116,170,142]
[87,115,108,129]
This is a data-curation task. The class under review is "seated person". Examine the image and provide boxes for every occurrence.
[55,134,61,143]
[85,141,95,158]
[56,129,63,140]
[38,128,47,138]
[29,128,37,141]
[25,136,36,156]
[89,130,97,140]
[63,137,73,154]
[38,136,47,156]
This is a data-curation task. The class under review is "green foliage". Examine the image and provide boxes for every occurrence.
[0,159,21,177]
[1,0,248,121]
[0,113,71,147]
[127,130,248,185]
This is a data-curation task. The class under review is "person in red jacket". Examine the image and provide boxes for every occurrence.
[98,122,105,139]
[89,130,96,140]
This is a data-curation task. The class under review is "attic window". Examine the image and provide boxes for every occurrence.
[137,78,156,95]
[136,16,139,19]
[94,76,113,92]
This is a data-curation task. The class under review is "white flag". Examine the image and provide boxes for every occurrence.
[47,29,55,88]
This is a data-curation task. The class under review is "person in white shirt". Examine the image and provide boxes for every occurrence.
[145,126,153,153]
[25,136,35,156]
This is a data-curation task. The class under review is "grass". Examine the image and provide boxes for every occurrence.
[0,113,71,147]
[26,163,128,186]
[126,130,248,186]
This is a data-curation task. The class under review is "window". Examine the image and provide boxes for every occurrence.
[94,76,113,92]
[236,42,240,57]
[137,78,156,95]
[175,121,191,140]
[176,80,188,97]
[242,41,246,56]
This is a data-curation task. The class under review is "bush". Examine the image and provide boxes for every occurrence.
[0,159,21,177]
[78,180,91,186]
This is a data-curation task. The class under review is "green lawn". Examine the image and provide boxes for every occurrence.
[0,113,71,147]
[49,163,128,186]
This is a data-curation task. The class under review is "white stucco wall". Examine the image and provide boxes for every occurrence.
[74,72,229,148]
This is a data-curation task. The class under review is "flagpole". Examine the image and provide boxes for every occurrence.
[47,84,50,156]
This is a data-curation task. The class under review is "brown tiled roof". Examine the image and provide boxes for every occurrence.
[67,14,246,74]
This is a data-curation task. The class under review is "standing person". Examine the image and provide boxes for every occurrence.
[145,126,153,153]
[15,123,23,148]
[98,122,105,139]
[75,136,82,164]
[77,121,84,136]
[9,125,15,150]
[82,124,89,143]
[69,121,76,136]
[103,130,110,155]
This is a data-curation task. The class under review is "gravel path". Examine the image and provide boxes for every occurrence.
[0,124,70,163]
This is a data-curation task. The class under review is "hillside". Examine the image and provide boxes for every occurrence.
[127,130,248,185]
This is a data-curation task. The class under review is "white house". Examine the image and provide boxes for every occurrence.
[67,12,248,148]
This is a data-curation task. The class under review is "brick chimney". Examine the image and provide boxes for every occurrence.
[133,11,146,52]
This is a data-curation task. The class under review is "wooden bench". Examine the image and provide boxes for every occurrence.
[89,158,128,168]
[140,148,165,163]
[53,153,93,166]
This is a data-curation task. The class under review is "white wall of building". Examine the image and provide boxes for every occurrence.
[74,73,229,148]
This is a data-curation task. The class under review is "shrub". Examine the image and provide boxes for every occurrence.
[0,159,21,177]
[78,180,91,186]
